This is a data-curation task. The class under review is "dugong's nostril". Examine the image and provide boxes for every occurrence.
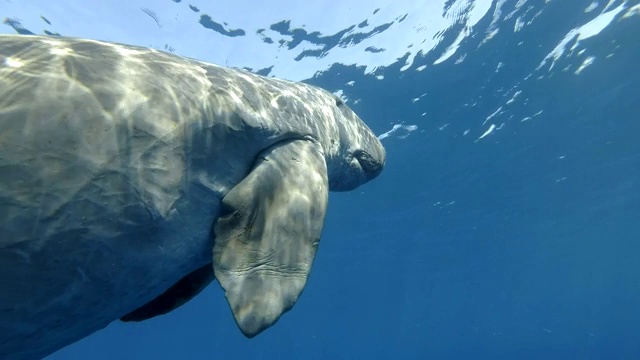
[354,150,383,180]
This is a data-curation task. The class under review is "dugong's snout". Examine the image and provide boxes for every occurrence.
[327,97,387,192]
[328,132,386,192]
[354,139,385,182]
[353,122,386,182]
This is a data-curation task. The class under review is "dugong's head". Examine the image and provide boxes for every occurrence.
[210,86,387,339]
[325,94,386,191]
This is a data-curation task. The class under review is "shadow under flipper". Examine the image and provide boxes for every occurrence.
[120,263,214,322]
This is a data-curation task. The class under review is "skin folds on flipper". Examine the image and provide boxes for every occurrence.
[213,138,329,337]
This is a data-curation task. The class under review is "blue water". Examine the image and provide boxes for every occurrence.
[2,0,639,359]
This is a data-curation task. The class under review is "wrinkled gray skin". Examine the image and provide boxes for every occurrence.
[0,35,385,359]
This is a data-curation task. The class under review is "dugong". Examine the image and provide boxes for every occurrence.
[0,35,385,359]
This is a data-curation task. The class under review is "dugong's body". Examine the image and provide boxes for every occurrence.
[0,35,385,359]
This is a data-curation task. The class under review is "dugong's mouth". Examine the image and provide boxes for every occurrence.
[354,149,384,181]
[328,149,385,192]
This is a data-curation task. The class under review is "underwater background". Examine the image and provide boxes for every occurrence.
[2,0,639,358]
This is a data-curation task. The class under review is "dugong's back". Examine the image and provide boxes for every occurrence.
[0,35,226,359]
[0,35,201,261]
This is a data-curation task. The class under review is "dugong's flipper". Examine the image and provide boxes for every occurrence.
[213,139,328,337]
[120,264,215,322]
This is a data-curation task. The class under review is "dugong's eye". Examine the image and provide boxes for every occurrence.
[334,96,344,107]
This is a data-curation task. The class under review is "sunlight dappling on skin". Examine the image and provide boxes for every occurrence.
[0,34,384,359]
